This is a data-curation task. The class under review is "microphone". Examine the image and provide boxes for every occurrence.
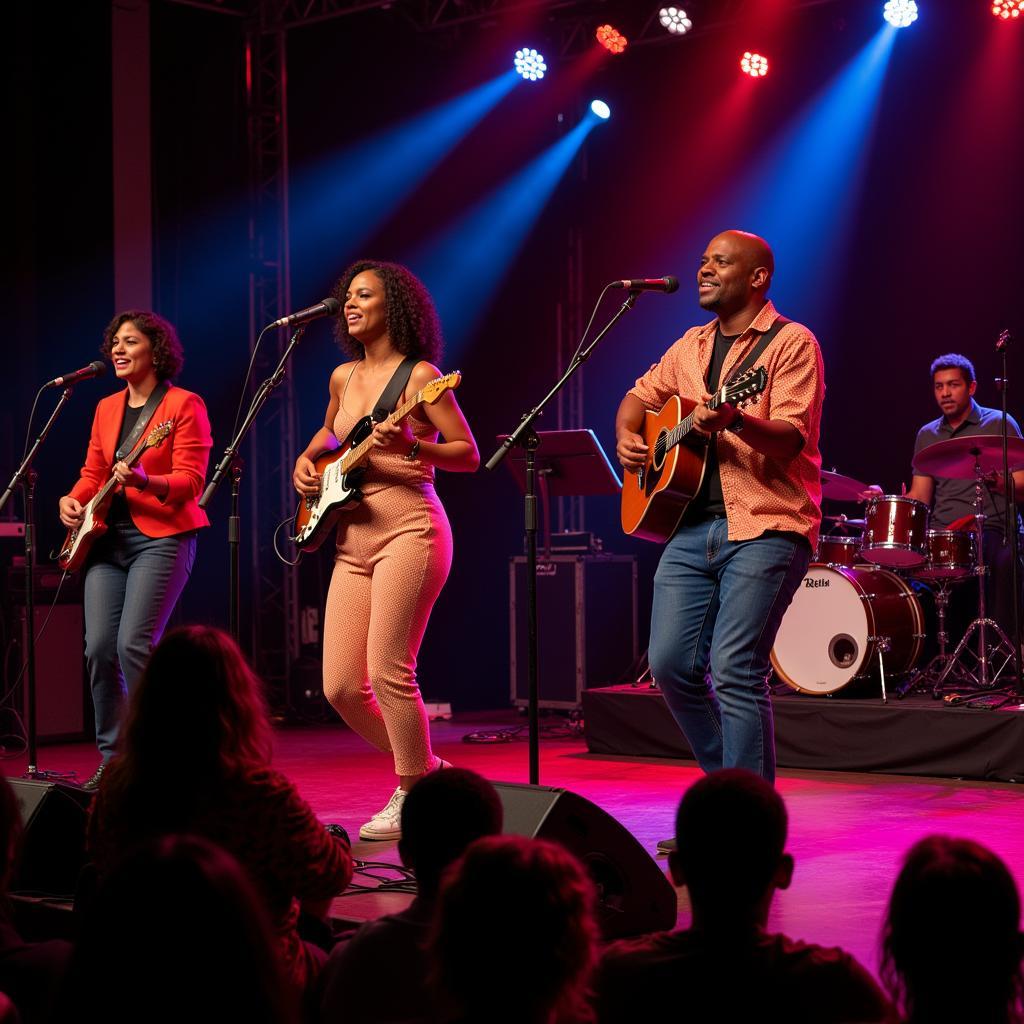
[996,329,1012,352]
[268,298,341,329]
[45,360,107,389]
[611,277,679,294]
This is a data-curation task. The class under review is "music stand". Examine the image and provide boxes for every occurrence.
[497,429,622,557]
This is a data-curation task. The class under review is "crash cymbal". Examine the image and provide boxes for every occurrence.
[820,469,869,502]
[912,435,1024,479]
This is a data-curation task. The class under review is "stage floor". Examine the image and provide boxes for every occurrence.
[9,712,1024,982]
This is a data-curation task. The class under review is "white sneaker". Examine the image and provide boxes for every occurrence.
[358,786,407,841]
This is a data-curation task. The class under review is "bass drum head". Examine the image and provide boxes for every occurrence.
[770,564,871,695]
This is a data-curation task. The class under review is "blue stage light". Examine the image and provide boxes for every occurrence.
[883,0,919,27]
[514,48,547,81]
[590,99,611,120]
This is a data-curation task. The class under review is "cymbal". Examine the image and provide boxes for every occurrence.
[912,435,1024,479]
[820,469,869,502]
[823,515,865,526]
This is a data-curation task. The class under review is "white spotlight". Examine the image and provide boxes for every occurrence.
[514,48,547,82]
[659,7,693,35]
[590,99,611,120]
[883,0,919,28]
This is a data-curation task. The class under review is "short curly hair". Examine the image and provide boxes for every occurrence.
[331,260,443,364]
[101,311,185,382]
[930,353,975,385]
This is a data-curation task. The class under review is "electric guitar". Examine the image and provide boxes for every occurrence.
[291,371,461,552]
[57,420,174,571]
[620,367,768,543]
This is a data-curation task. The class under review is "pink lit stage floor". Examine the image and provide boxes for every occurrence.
[12,712,1024,980]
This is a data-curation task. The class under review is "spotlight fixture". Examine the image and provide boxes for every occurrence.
[596,24,628,54]
[514,48,547,81]
[740,51,769,78]
[883,0,919,27]
[659,7,693,35]
[590,99,611,120]
[992,0,1024,18]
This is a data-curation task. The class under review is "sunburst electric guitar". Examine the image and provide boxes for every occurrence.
[57,420,174,572]
[291,371,461,552]
[620,367,768,543]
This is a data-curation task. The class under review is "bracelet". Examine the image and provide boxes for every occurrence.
[405,440,421,461]
[138,474,149,491]
[726,410,745,434]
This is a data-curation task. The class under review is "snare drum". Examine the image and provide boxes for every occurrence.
[770,564,926,695]
[861,495,930,568]
[915,529,977,581]
[815,536,862,567]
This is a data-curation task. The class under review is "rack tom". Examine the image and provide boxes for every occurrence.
[915,529,977,581]
[861,496,929,568]
[815,536,862,568]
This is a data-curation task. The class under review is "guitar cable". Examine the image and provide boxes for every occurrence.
[273,513,302,567]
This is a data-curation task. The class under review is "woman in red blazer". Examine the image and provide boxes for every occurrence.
[58,311,213,787]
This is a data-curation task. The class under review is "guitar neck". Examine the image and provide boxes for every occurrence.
[342,388,424,473]
[665,391,725,452]
[92,434,154,508]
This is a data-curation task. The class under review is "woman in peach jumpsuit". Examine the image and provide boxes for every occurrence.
[293,261,479,840]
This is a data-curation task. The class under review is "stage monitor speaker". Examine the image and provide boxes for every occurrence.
[8,778,94,899]
[494,782,676,940]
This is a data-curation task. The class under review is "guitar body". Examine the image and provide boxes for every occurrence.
[621,395,712,544]
[292,416,371,552]
[58,492,113,572]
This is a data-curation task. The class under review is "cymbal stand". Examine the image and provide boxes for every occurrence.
[899,578,971,696]
[932,460,1016,697]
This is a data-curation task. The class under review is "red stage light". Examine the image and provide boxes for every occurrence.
[741,51,770,78]
[596,24,628,54]
[992,0,1024,18]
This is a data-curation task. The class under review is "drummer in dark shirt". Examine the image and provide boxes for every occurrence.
[862,353,1024,640]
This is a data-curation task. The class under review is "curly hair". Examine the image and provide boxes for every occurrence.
[331,260,443,363]
[881,835,1024,1023]
[430,835,599,1024]
[930,352,975,385]
[101,310,185,381]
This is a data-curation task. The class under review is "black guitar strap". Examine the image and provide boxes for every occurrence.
[372,357,418,423]
[115,381,171,461]
[724,315,791,387]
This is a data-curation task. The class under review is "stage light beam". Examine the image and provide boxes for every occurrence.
[992,0,1024,19]
[659,7,693,35]
[883,1,919,28]
[514,48,547,81]
[596,24,628,54]
[590,99,611,120]
[741,52,770,78]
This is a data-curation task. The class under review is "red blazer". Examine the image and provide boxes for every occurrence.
[68,385,213,538]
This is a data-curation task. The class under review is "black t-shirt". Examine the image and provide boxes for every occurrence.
[682,326,740,523]
[107,403,145,523]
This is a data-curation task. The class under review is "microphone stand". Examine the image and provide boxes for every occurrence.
[995,329,1023,696]
[200,325,306,640]
[0,387,77,778]
[486,289,642,785]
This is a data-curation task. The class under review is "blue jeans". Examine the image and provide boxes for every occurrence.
[648,518,810,782]
[83,520,197,761]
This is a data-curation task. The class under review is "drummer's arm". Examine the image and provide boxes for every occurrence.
[905,475,933,505]
[987,469,1024,502]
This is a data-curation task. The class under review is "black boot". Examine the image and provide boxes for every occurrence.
[81,764,106,791]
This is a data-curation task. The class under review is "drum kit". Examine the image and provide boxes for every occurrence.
[771,435,1024,701]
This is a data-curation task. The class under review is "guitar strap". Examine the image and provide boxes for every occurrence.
[115,381,171,461]
[372,357,418,422]
[724,315,791,387]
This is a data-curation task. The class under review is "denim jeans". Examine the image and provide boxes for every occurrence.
[83,520,197,761]
[648,517,810,782]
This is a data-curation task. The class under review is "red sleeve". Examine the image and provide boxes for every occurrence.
[68,403,110,504]
[160,393,213,507]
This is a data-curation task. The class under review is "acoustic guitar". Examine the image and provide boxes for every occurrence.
[620,367,768,543]
[291,371,461,552]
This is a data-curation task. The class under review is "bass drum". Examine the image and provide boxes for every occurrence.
[771,564,926,696]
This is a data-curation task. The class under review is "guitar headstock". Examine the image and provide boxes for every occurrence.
[722,367,768,407]
[421,372,462,405]
[145,420,174,448]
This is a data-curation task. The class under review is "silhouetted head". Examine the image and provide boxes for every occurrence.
[882,835,1024,1023]
[430,835,599,1023]
[670,769,791,924]
[398,768,503,899]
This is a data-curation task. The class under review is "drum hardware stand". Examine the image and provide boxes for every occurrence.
[931,464,1016,699]
[898,580,972,697]
[871,636,892,702]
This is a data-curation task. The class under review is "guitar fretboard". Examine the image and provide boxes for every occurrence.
[341,388,427,474]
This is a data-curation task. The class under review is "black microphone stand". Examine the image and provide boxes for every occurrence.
[486,289,642,785]
[200,326,306,640]
[995,329,1023,696]
[0,387,77,778]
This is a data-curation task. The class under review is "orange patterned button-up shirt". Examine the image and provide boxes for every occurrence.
[628,300,825,549]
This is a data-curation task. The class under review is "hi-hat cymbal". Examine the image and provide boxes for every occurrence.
[912,435,1024,479]
[820,469,869,502]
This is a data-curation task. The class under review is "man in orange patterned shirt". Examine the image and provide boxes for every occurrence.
[616,231,824,819]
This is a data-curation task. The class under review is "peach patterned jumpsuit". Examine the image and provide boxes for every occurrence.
[321,373,453,776]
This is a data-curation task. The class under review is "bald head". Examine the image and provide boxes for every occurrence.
[698,230,775,319]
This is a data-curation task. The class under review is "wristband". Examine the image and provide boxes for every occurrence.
[726,410,745,434]
[138,474,149,491]
[405,440,421,461]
